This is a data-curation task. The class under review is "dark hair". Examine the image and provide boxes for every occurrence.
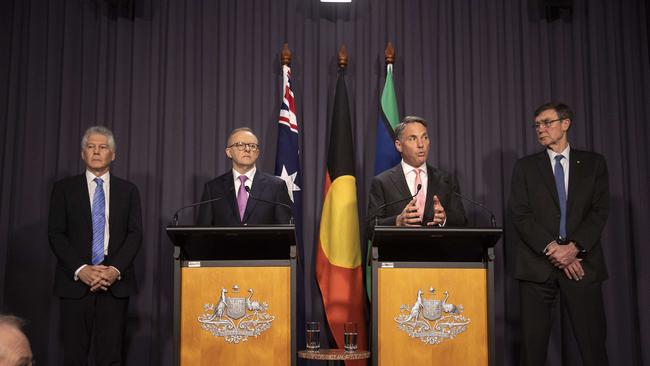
[227,127,258,146]
[534,102,574,121]
[394,115,428,140]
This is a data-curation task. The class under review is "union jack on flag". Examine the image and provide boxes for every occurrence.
[275,64,302,248]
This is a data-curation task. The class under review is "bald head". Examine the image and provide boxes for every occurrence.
[0,315,33,366]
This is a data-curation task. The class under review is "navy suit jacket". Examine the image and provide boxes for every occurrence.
[367,163,467,231]
[48,173,143,298]
[508,148,609,283]
[197,171,292,226]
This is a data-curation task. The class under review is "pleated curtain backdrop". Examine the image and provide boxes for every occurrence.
[0,0,648,365]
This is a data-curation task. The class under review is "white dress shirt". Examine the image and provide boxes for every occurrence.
[547,144,570,195]
[233,166,256,198]
[400,160,428,198]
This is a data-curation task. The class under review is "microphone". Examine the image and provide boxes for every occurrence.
[244,186,294,224]
[367,184,422,226]
[453,191,497,227]
[171,187,234,226]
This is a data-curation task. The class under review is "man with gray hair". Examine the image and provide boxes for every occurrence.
[0,315,33,366]
[48,126,142,365]
[368,116,467,228]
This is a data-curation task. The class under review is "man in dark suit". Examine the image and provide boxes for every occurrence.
[48,126,142,365]
[198,127,292,226]
[508,102,609,366]
[367,116,467,228]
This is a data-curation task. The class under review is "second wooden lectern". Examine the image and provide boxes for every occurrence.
[371,226,502,366]
[167,225,297,366]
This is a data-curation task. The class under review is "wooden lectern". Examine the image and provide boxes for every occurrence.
[371,226,502,366]
[167,225,297,366]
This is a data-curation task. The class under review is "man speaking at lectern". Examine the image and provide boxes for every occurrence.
[367,116,467,227]
[198,127,292,226]
[509,102,610,366]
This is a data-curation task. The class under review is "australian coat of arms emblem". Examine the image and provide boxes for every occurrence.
[198,285,274,343]
[394,288,470,345]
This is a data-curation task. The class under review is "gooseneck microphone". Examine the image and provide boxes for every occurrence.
[171,187,234,226]
[367,184,422,226]
[453,191,497,227]
[244,186,294,225]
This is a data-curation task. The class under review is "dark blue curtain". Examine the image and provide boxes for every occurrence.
[0,0,648,365]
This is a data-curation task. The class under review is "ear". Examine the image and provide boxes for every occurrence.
[562,119,571,132]
[225,147,233,159]
[395,140,403,153]
[111,151,116,162]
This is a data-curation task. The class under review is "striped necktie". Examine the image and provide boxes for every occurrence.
[91,178,105,265]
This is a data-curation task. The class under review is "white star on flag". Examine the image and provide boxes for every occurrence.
[279,165,301,202]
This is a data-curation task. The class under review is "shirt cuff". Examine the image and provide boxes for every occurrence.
[110,266,122,280]
[439,217,447,227]
[74,264,87,281]
[542,241,557,254]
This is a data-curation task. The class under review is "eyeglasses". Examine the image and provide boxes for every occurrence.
[228,142,260,151]
[532,118,564,130]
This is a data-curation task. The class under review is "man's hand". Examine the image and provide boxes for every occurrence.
[563,259,585,281]
[426,195,446,226]
[78,266,104,289]
[546,242,579,269]
[89,265,120,292]
[396,198,422,226]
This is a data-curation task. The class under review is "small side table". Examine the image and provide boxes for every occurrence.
[298,349,371,366]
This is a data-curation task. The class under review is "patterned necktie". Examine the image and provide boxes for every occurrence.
[91,178,105,265]
[237,175,249,221]
[554,155,567,239]
[414,168,426,221]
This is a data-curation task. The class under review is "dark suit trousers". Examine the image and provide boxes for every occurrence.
[519,271,608,366]
[60,292,129,366]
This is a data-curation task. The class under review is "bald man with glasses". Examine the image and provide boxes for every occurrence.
[197,127,292,226]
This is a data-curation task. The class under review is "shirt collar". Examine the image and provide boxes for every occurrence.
[86,170,110,184]
[232,166,256,182]
[400,159,427,176]
[547,144,571,161]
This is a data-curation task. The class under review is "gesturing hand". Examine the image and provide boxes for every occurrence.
[426,195,446,226]
[396,198,422,226]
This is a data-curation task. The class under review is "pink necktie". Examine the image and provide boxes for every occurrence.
[414,168,425,221]
[237,175,248,221]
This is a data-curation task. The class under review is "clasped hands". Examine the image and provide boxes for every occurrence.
[546,242,584,281]
[78,265,119,292]
[396,195,445,227]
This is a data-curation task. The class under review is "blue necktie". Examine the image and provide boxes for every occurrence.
[91,178,105,265]
[554,155,567,239]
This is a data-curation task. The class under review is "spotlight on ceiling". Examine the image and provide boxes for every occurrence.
[320,0,352,3]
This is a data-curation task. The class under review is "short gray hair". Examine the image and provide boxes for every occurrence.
[394,116,428,140]
[81,126,116,152]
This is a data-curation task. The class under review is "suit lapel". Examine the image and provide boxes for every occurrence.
[566,149,582,218]
[77,174,93,235]
[108,175,119,249]
[423,165,439,219]
[223,172,241,223]
[388,165,411,200]
[242,173,262,223]
[535,152,560,210]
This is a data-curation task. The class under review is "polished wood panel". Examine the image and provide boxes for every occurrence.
[378,268,488,366]
[180,266,291,366]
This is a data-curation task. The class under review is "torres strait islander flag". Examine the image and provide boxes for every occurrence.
[316,68,367,364]
[367,63,401,297]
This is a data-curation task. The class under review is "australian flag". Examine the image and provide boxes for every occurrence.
[275,64,302,244]
[275,63,304,358]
